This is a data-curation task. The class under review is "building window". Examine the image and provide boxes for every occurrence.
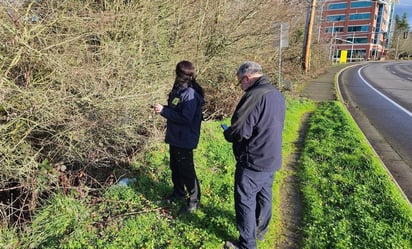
[349,49,367,61]
[353,37,368,44]
[328,3,347,10]
[350,1,372,8]
[349,13,371,20]
[326,26,344,33]
[336,37,368,44]
[327,15,346,22]
[348,25,369,32]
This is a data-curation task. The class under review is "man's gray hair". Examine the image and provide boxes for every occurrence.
[237,61,263,77]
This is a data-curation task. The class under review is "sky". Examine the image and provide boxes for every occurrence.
[395,0,412,27]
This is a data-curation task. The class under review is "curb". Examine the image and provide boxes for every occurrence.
[335,63,412,207]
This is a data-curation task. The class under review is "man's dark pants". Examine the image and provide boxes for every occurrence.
[234,165,275,249]
[169,145,200,204]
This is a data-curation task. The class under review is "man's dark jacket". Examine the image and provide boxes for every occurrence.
[224,75,285,172]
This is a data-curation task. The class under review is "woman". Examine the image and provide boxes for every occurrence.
[153,60,204,213]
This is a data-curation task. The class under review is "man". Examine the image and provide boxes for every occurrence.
[223,61,286,249]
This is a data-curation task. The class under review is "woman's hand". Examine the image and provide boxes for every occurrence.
[153,103,163,114]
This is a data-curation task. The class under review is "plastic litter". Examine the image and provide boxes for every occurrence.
[116,177,137,186]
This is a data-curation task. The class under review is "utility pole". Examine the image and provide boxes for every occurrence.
[303,0,317,73]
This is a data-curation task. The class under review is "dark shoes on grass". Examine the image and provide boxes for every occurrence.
[256,230,265,241]
[224,241,240,249]
[179,200,199,214]
[164,193,185,204]
[164,193,200,214]
[223,234,264,249]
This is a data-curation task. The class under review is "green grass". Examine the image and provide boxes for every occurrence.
[2,98,411,249]
[299,102,412,249]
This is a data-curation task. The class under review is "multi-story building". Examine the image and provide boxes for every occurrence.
[320,0,399,61]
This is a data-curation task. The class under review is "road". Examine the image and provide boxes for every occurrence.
[337,61,412,203]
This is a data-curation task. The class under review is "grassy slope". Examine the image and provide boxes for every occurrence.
[1,98,411,249]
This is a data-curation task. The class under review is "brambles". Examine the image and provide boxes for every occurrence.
[0,0,309,226]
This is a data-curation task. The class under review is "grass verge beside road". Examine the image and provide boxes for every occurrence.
[299,101,412,249]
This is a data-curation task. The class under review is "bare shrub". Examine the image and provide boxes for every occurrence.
[0,0,312,225]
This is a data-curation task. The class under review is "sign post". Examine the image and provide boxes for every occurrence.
[273,22,289,88]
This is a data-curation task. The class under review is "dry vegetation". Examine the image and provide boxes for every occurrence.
[388,31,412,59]
[0,0,327,226]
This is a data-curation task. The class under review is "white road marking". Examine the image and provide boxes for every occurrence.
[358,66,412,118]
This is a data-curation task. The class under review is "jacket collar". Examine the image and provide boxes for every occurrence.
[247,75,270,91]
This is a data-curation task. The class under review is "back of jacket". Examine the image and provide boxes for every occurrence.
[160,86,204,149]
[224,76,285,172]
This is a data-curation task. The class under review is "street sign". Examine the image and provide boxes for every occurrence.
[273,22,290,88]
[281,23,289,48]
[340,50,347,63]
[273,22,289,48]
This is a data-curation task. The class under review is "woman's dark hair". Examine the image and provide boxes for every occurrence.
[174,60,204,98]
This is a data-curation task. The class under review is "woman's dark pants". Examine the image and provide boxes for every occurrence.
[169,145,200,205]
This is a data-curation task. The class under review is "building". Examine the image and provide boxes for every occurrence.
[320,0,399,61]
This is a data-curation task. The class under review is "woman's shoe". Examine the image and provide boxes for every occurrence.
[164,193,185,204]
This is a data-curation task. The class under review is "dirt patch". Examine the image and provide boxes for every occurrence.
[276,113,310,249]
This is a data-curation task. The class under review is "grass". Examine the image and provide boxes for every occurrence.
[0,1,313,223]
[1,98,411,249]
[0,96,315,248]
[299,102,412,249]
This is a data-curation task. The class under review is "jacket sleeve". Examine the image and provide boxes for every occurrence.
[224,92,262,143]
[224,103,260,143]
[223,127,238,142]
[160,90,198,124]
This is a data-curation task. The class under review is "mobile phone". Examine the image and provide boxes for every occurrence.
[221,124,228,131]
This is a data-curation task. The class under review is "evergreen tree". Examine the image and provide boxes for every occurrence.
[395,13,409,30]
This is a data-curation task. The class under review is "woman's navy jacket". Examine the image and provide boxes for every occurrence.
[160,85,204,149]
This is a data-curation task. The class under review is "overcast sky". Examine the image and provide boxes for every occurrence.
[395,0,412,27]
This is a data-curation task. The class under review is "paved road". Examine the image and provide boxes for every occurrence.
[301,62,412,203]
[338,62,412,202]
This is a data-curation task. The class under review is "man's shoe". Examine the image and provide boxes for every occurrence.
[256,233,265,241]
[223,240,240,249]
[256,226,265,241]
